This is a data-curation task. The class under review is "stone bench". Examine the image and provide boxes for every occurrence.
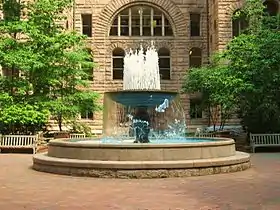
[0,135,38,154]
[250,133,280,153]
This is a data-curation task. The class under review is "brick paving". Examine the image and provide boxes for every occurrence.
[0,153,280,210]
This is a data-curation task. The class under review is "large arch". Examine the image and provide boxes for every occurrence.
[226,0,280,16]
[264,0,279,16]
[95,0,187,37]
[109,5,174,37]
[225,0,244,15]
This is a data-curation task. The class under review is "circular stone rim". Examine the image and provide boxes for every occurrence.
[34,151,250,169]
[32,152,251,178]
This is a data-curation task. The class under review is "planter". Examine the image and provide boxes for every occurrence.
[54,132,70,139]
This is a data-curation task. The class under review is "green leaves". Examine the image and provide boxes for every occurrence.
[183,61,245,128]
[1,0,21,21]
[0,104,49,125]
[0,0,100,133]
[0,95,50,134]
[183,0,280,133]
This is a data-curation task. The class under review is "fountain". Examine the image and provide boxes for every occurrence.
[33,44,250,178]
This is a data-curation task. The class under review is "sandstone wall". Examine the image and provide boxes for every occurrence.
[70,0,213,131]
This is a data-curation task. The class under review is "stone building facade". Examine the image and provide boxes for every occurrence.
[2,0,277,132]
[67,0,279,133]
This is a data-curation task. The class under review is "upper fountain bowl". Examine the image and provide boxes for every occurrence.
[108,90,177,107]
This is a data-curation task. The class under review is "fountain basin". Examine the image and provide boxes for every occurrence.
[33,137,251,178]
[46,138,235,161]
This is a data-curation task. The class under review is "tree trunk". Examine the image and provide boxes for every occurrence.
[58,114,63,131]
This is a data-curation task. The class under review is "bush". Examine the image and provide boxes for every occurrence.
[0,103,50,134]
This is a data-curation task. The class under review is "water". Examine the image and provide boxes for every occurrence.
[100,137,213,144]
[102,44,211,144]
[103,92,186,142]
[70,137,215,144]
[123,45,161,90]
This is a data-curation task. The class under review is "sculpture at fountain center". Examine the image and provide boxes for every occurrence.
[124,45,159,143]
[133,107,151,143]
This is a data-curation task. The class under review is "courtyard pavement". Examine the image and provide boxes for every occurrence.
[0,153,280,210]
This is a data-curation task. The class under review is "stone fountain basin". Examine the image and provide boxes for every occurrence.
[46,138,236,161]
[33,137,250,178]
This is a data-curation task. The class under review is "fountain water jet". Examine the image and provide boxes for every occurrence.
[123,45,161,90]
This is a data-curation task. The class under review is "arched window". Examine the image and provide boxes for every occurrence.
[232,10,248,37]
[189,48,202,68]
[112,48,125,80]
[264,0,279,16]
[158,48,171,80]
[110,5,173,36]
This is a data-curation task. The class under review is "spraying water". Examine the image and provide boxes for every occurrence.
[102,44,186,143]
[123,45,161,90]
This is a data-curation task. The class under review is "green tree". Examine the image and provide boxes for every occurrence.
[183,56,246,131]
[184,0,280,134]
[0,0,100,133]
[224,1,280,133]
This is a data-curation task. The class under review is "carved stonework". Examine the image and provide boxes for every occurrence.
[107,40,174,53]
[95,0,188,37]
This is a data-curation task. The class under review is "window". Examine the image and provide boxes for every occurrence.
[81,14,92,37]
[1,67,19,77]
[66,20,69,29]
[2,0,20,21]
[110,5,173,36]
[117,105,129,124]
[190,98,203,119]
[264,0,279,16]
[158,48,171,80]
[214,20,217,31]
[232,10,248,37]
[112,48,125,80]
[81,110,94,119]
[189,48,202,68]
[190,14,200,36]
[83,48,94,80]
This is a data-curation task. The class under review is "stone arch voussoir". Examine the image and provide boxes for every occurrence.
[187,42,206,52]
[107,41,128,56]
[225,0,245,16]
[107,40,175,55]
[155,41,174,52]
[96,0,187,38]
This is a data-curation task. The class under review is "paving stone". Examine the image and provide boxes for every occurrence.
[0,153,280,209]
